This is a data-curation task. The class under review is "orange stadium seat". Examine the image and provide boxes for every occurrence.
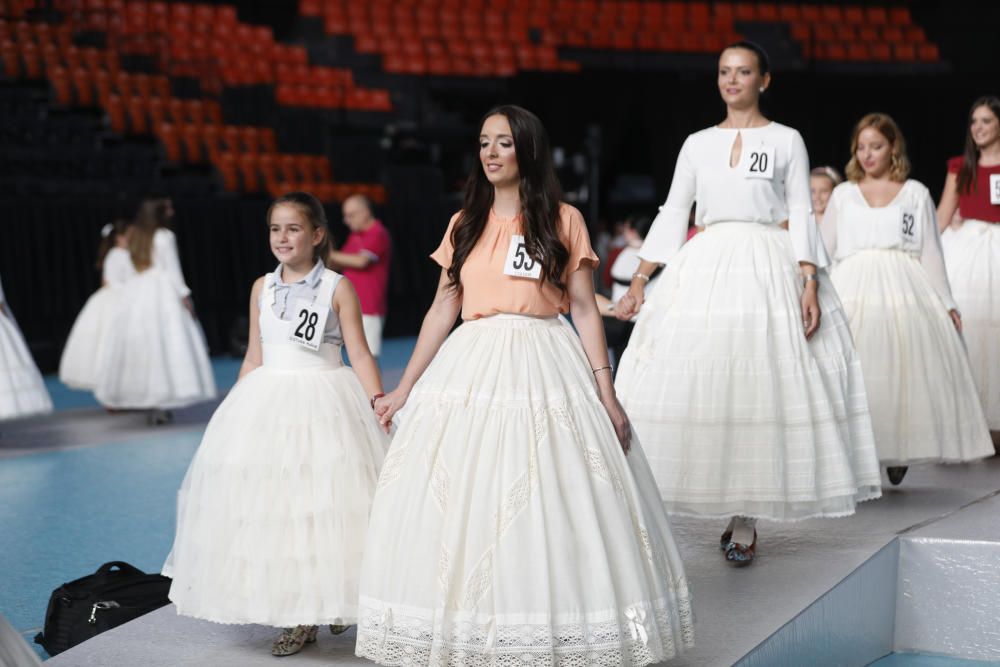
[155,122,183,162]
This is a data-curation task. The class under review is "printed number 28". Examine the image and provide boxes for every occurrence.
[513,242,535,271]
[902,213,915,238]
[294,308,319,340]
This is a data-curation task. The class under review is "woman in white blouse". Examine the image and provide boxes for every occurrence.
[614,42,881,566]
[822,113,992,486]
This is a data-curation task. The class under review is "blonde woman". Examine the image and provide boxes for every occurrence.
[823,113,992,485]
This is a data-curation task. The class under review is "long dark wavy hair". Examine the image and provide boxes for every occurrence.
[957,96,1000,195]
[446,105,568,293]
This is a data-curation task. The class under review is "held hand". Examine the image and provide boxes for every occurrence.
[600,393,632,455]
[801,284,821,340]
[374,389,408,431]
[615,285,644,321]
[949,309,962,333]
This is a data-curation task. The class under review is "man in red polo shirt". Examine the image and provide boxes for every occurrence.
[327,194,392,358]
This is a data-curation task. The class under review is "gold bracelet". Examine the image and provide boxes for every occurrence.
[632,272,651,283]
[592,365,613,375]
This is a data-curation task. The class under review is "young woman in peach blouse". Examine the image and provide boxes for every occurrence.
[355,105,693,667]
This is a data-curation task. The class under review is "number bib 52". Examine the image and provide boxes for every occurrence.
[289,297,329,350]
[899,207,921,249]
[503,234,542,279]
[743,144,775,180]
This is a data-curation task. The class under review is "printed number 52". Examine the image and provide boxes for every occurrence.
[513,242,535,271]
[902,213,915,238]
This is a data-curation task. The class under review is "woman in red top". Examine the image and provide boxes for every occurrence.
[936,96,1000,433]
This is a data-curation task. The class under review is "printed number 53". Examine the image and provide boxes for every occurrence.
[513,242,535,271]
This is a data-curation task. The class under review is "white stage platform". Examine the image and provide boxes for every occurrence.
[47,457,1000,667]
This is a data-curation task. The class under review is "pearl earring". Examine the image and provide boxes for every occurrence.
[759,87,765,93]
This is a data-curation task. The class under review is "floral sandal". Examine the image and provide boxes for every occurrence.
[271,625,318,656]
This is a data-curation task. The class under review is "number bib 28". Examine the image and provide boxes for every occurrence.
[743,144,775,179]
[990,174,1000,205]
[289,297,329,350]
[503,234,542,279]
[900,207,921,249]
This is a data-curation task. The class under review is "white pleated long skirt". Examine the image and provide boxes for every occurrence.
[616,223,882,521]
[163,347,389,626]
[0,310,52,421]
[356,315,694,667]
[942,220,1000,429]
[93,269,216,409]
[59,286,120,390]
[831,249,993,465]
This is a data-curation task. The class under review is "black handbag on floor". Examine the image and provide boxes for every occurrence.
[34,561,172,656]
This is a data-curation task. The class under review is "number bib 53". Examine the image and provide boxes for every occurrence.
[990,173,1000,206]
[503,234,542,279]
[289,297,329,350]
[743,144,775,180]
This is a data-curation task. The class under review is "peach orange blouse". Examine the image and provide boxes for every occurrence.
[431,203,599,320]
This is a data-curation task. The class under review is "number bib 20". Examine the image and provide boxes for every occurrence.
[900,207,921,249]
[990,174,1000,205]
[743,145,775,179]
[289,298,328,350]
[503,234,542,279]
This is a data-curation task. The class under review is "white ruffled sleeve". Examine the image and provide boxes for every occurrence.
[786,130,824,267]
[916,186,958,312]
[638,136,696,265]
[154,229,192,298]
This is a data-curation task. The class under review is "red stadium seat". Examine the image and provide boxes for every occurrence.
[104,93,126,133]
[94,69,112,105]
[918,44,940,62]
[50,66,73,105]
[893,43,916,61]
[156,122,183,162]
[71,67,95,105]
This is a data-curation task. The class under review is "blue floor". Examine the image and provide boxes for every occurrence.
[5,338,416,659]
[871,654,1000,666]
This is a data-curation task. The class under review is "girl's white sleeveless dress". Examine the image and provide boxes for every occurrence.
[163,269,390,626]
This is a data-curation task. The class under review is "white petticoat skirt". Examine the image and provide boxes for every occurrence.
[163,348,389,626]
[59,286,120,390]
[356,315,694,667]
[93,269,216,409]
[831,249,993,465]
[941,220,1000,429]
[616,222,882,521]
[0,311,52,421]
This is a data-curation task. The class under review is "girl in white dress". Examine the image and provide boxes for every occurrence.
[0,274,53,421]
[163,192,390,657]
[824,113,992,485]
[357,106,693,667]
[59,220,136,390]
[93,199,216,418]
[936,96,1000,437]
[810,166,842,226]
[614,42,881,566]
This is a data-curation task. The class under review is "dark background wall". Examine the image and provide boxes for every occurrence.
[3,1,998,371]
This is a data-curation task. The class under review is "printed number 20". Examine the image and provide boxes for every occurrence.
[294,308,319,340]
[513,242,535,271]
[749,151,768,173]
